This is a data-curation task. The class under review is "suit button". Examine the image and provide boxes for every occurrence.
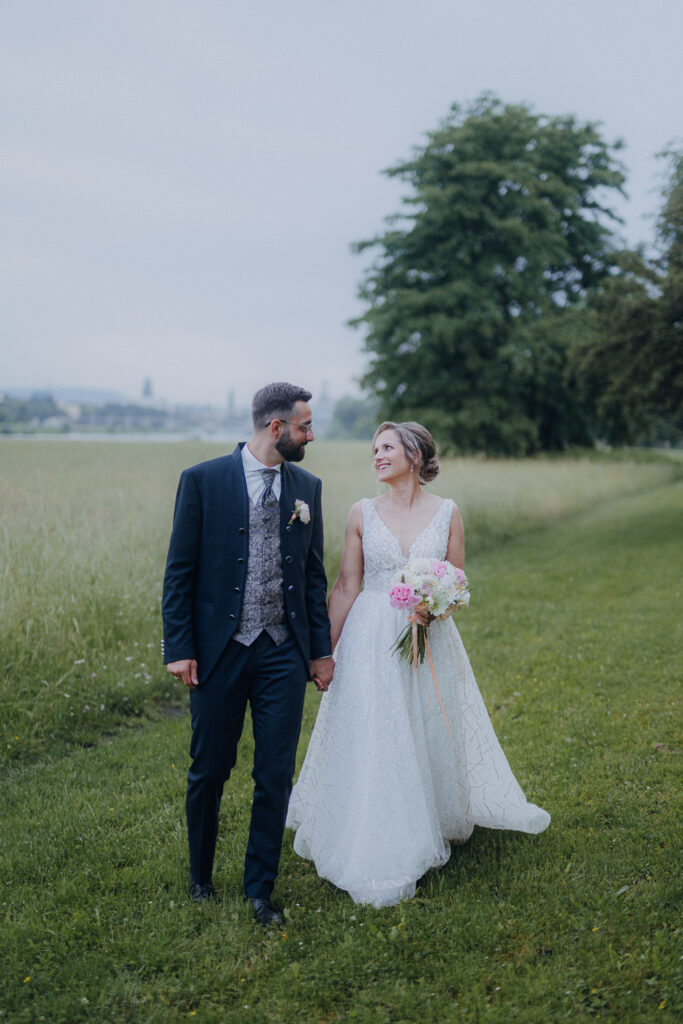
[229,614,235,620]
[237,557,244,564]
[287,585,294,592]
[234,586,240,592]
[285,555,293,563]
[286,525,292,533]
[238,527,245,534]
[290,611,296,619]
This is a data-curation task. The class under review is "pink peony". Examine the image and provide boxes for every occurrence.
[431,560,448,579]
[389,583,420,609]
[454,567,466,584]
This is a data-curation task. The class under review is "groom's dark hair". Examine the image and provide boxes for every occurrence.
[251,382,313,429]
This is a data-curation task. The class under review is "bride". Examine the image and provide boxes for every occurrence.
[286,421,550,907]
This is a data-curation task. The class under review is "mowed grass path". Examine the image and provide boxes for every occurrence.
[1,477,680,1023]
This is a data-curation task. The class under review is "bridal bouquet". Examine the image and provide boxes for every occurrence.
[389,558,470,666]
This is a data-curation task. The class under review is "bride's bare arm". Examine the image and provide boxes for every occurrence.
[328,501,364,649]
[446,503,465,570]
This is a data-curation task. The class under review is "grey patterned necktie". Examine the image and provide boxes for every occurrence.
[260,468,278,510]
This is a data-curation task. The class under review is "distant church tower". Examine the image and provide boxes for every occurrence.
[142,377,153,399]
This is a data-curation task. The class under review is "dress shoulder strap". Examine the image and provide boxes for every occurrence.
[434,497,455,546]
[360,497,373,530]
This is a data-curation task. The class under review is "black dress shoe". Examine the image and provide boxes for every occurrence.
[250,898,283,927]
[189,881,217,903]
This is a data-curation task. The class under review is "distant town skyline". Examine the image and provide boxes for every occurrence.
[0,378,339,438]
[3,1,682,405]
[0,380,336,411]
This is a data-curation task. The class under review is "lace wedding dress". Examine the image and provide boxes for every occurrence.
[286,498,550,907]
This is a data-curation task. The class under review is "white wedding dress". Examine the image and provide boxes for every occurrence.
[286,498,550,907]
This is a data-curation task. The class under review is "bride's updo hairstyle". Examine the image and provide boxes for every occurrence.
[373,421,440,484]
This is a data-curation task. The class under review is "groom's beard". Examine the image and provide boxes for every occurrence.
[275,426,307,462]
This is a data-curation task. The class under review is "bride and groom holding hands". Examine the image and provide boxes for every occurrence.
[162,381,549,926]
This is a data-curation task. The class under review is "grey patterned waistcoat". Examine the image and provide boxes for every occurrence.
[233,498,289,646]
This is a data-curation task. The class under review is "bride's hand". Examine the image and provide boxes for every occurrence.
[414,604,434,627]
[310,656,335,692]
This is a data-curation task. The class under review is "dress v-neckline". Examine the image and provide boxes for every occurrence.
[368,498,448,560]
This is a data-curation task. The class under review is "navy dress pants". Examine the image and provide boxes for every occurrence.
[186,631,308,898]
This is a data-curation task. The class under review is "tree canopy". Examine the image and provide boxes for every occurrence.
[352,95,627,454]
[569,150,683,444]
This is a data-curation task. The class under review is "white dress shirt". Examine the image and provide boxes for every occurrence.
[241,443,282,505]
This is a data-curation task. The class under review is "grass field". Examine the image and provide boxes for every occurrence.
[1,440,681,1022]
[1,439,678,764]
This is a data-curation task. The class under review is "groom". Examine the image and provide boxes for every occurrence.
[162,382,333,926]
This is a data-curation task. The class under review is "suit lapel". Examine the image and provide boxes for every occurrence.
[230,444,249,536]
[279,462,292,538]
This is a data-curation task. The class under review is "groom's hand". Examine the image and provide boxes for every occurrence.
[167,659,199,689]
[310,657,334,693]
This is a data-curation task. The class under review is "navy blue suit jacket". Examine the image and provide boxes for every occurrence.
[162,444,332,683]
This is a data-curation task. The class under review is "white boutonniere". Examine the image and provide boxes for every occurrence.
[288,499,311,526]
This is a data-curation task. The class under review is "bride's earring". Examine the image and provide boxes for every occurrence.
[410,463,414,473]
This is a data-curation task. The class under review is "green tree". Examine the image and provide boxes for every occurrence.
[351,95,626,454]
[570,150,683,444]
[326,395,379,440]
[0,392,60,426]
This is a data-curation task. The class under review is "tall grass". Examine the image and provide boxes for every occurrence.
[0,439,679,763]
[310,444,680,576]
[1,442,190,761]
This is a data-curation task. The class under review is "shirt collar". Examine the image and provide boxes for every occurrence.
[242,443,282,475]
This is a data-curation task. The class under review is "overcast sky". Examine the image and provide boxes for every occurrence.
[2,0,681,407]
